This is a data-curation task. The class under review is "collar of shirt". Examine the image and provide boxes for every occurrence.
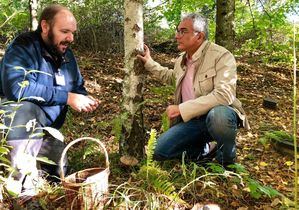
[181,40,209,68]
[190,40,209,61]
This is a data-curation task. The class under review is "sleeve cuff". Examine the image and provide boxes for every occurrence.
[178,103,189,122]
[53,89,68,104]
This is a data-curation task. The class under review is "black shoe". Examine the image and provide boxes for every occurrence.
[196,144,217,165]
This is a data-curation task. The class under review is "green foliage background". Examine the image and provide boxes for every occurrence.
[0,0,298,61]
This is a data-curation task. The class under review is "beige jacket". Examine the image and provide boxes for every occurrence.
[144,40,250,130]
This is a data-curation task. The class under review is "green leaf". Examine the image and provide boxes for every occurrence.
[27,70,52,77]
[248,180,262,199]
[29,133,44,139]
[161,112,170,132]
[0,156,10,164]
[41,127,64,142]
[0,146,10,155]
[13,66,26,71]
[36,156,56,165]
[0,123,10,130]
[22,96,45,102]
[17,80,29,88]
[258,185,281,198]
[206,163,225,173]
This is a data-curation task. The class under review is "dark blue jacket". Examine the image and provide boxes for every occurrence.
[0,31,87,128]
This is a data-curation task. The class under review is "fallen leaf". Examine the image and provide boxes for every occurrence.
[284,161,293,166]
[271,198,281,207]
[260,161,268,167]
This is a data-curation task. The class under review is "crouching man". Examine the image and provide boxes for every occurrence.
[0,4,99,197]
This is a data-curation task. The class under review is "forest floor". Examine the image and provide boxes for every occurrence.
[1,48,297,209]
[61,49,296,209]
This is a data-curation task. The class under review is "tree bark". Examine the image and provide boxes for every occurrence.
[120,0,145,160]
[215,0,235,52]
[29,0,38,31]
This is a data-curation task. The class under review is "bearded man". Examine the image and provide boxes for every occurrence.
[0,4,99,197]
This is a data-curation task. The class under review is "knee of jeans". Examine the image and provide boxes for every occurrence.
[16,101,46,124]
[19,101,41,117]
[153,148,167,161]
[206,106,236,135]
[153,146,174,161]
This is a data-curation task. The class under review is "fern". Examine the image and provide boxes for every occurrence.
[146,129,157,167]
[248,178,281,199]
[161,112,170,132]
[136,130,180,200]
[138,165,177,198]
[111,112,128,143]
[264,130,293,143]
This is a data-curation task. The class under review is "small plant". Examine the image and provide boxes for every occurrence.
[247,178,281,199]
[111,112,128,143]
[138,129,178,198]
[161,112,170,132]
[149,85,175,104]
[264,130,293,143]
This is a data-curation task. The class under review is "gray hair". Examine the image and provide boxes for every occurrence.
[182,13,209,40]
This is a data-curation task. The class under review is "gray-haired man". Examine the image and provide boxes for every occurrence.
[138,13,249,167]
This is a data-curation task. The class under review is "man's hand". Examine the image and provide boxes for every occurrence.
[137,44,151,63]
[166,105,181,120]
[67,92,100,112]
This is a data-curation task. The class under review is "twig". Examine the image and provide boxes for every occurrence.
[292,18,298,209]
[0,11,18,29]
[257,0,272,19]
[257,0,274,46]
[246,0,256,33]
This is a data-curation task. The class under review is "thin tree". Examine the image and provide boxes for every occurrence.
[120,0,145,162]
[215,0,235,52]
[29,0,38,31]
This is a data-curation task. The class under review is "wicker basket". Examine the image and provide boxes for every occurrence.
[60,137,109,210]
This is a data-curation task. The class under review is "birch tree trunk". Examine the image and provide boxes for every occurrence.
[120,0,145,160]
[29,0,38,31]
[215,0,235,52]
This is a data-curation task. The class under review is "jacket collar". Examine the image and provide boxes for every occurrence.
[181,40,209,67]
[190,40,209,61]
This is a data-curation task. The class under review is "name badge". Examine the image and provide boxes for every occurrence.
[55,70,65,86]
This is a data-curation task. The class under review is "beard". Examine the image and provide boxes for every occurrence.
[47,27,71,56]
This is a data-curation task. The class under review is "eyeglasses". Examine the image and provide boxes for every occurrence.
[176,29,199,36]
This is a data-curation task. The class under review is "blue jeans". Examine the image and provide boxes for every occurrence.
[1,100,67,179]
[153,105,238,165]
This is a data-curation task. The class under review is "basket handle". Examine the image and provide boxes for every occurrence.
[59,137,109,179]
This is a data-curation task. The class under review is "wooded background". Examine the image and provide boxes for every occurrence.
[0,0,298,62]
[0,0,299,209]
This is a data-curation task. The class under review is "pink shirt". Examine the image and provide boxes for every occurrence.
[181,57,196,102]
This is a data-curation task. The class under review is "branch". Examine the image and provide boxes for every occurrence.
[257,0,271,20]
[292,19,298,209]
[145,0,168,13]
[246,0,256,32]
[0,11,18,29]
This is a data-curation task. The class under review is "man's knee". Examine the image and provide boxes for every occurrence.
[7,101,45,124]
[2,101,47,140]
[206,106,237,135]
[16,101,44,119]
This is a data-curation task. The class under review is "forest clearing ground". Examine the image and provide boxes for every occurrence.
[14,49,295,209]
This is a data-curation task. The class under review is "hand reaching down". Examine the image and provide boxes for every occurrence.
[67,92,100,112]
[166,105,181,120]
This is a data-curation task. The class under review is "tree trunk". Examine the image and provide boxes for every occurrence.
[29,0,38,31]
[120,0,145,160]
[215,0,235,52]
